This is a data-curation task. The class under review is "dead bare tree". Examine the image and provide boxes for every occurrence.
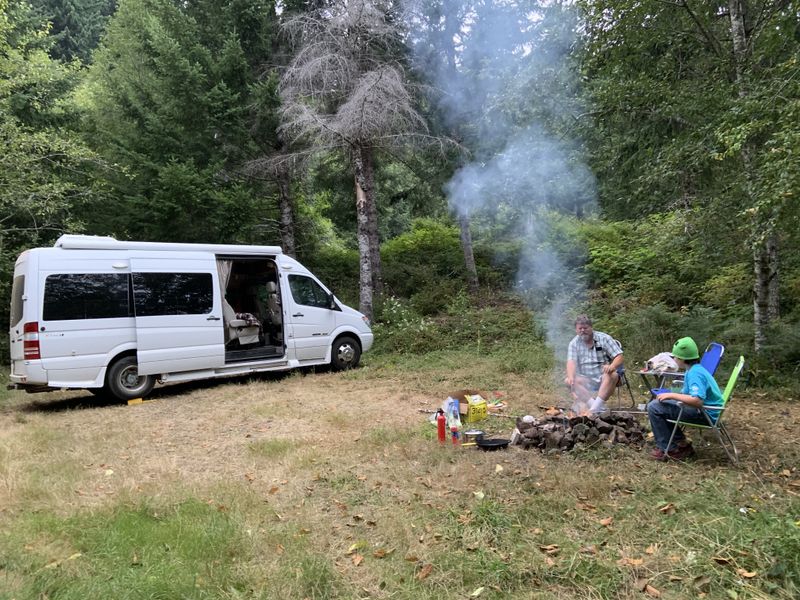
[278,0,428,321]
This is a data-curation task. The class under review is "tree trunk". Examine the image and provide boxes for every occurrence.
[766,232,779,320]
[727,0,779,353]
[353,144,375,321]
[277,170,296,257]
[458,211,479,294]
[360,146,382,300]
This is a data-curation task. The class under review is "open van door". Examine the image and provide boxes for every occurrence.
[131,256,225,375]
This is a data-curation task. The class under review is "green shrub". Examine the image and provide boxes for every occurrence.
[381,218,466,298]
[299,245,359,307]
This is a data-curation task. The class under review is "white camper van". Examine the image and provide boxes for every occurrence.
[8,235,373,401]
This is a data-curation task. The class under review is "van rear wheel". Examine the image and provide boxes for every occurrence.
[331,336,361,371]
[106,356,155,401]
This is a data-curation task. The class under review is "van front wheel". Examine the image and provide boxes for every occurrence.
[331,336,361,371]
[106,356,155,401]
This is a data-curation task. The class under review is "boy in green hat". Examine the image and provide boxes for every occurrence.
[647,336,724,460]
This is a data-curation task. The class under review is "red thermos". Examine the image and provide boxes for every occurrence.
[436,409,446,444]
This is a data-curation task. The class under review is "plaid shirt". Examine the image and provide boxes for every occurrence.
[567,331,623,383]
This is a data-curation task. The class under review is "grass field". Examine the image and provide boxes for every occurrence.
[1,312,799,599]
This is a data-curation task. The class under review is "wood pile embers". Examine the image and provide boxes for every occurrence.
[516,412,646,452]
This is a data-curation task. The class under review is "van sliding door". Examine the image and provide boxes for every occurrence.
[131,257,224,376]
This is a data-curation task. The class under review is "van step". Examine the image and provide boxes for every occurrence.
[224,345,284,363]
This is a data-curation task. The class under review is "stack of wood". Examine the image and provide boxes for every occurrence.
[515,412,646,452]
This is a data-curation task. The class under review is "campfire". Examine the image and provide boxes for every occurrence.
[515,411,646,452]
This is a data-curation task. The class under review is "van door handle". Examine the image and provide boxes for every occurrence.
[292,312,304,317]
[207,316,221,321]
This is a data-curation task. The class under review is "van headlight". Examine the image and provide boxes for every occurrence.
[361,315,371,327]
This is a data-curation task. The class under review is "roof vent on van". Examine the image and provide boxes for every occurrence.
[55,234,120,249]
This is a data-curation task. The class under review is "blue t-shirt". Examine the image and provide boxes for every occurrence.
[681,364,724,420]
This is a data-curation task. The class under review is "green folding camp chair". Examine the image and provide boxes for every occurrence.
[665,356,745,464]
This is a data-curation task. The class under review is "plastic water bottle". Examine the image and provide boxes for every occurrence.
[449,398,461,445]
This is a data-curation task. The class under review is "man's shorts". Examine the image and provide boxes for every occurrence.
[576,375,601,391]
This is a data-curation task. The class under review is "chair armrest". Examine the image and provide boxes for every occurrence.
[229,319,247,328]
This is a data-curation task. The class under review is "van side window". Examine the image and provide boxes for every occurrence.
[133,273,212,316]
[288,275,330,308]
[43,274,132,321]
[10,275,25,326]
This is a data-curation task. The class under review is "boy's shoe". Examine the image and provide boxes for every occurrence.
[667,444,695,461]
[649,447,666,461]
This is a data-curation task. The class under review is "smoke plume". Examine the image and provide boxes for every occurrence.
[405,1,597,362]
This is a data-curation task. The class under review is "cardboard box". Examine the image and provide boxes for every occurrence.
[450,390,488,423]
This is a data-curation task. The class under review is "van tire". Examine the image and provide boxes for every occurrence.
[106,356,155,401]
[331,336,361,371]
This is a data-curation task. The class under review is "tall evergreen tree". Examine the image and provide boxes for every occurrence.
[78,0,282,244]
[29,0,117,63]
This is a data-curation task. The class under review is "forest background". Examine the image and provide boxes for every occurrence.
[1,0,799,385]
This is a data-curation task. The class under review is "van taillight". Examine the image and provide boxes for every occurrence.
[23,322,40,360]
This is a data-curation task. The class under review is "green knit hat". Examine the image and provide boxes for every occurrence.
[671,337,700,360]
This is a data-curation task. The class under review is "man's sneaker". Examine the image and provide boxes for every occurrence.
[667,444,695,461]
[649,447,666,461]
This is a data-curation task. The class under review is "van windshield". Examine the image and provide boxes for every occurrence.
[10,275,24,327]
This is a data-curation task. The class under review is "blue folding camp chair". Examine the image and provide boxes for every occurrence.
[665,355,745,464]
[700,342,725,375]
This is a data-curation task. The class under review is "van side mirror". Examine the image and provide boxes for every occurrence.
[328,293,337,310]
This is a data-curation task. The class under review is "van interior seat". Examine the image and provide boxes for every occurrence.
[265,281,282,325]
[222,298,261,346]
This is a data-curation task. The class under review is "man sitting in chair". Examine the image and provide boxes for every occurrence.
[564,315,624,414]
[647,336,723,461]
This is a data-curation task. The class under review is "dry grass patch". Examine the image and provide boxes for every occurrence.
[1,360,799,599]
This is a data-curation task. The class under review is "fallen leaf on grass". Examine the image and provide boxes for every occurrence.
[404,554,419,562]
[346,542,366,555]
[735,568,757,578]
[645,544,657,555]
[580,545,598,555]
[416,563,433,580]
[644,584,661,597]
[495,464,504,473]
[599,516,614,527]
[544,556,556,566]
[352,554,364,566]
[545,407,561,416]
[373,548,394,559]
[693,575,711,592]
[529,527,543,535]
[712,556,732,565]
[539,544,560,555]
[473,491,485,500]
[635,578,648,592]
[268,486,279,495]
[617,557,644,567]
[244,473,255,482]
[577,502,597,512]
[658,503,676,515]
[470,587,485,597]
